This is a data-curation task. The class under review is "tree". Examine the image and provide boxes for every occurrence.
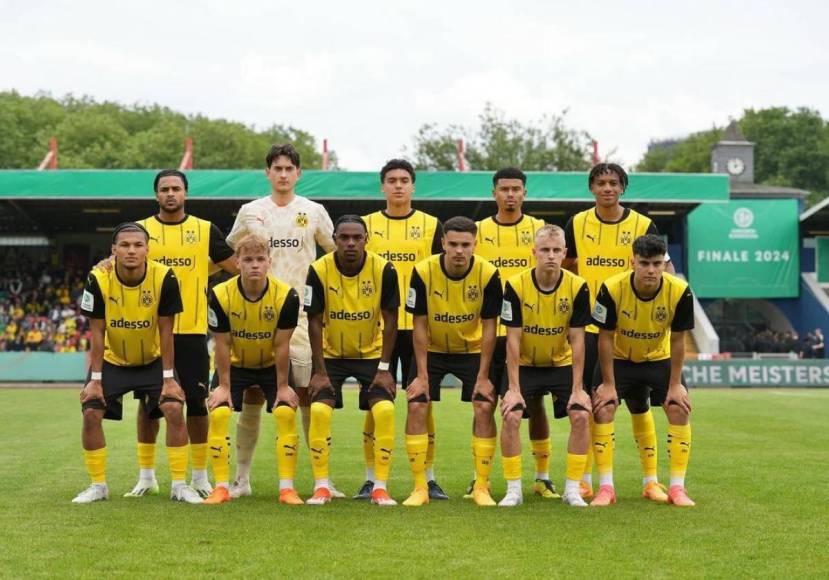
[409,104,593,171]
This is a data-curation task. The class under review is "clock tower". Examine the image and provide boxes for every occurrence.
[711,120,754,184]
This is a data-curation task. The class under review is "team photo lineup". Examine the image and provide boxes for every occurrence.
[74,143,696,509]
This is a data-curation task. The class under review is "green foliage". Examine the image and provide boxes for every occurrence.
[411,103,593,171]
[0,91,328,169]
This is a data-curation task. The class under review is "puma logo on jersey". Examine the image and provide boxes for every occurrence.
[586,234,597,242]
[484,236,495,244]
[255,215,266,225]
[328,286,341,296]
[109,296,119,305]
[433,290,444,299]
[622,310,632,318]
[523,302,535,312]
[231,311,241,318]
[149,236,159,243]
[373,231,385,238]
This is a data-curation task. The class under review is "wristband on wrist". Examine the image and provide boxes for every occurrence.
[162,369,175,379]
[377,361,390,372]
[90,371,102,381]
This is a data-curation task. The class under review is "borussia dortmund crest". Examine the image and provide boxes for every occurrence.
[184,230,197,245]
[620,231,632,246]
[521,230,532,245]
[361,280,375,297]
[466,285,480,301]
[558,297,570,314]
[655,306,667,322]
[410,226,422,240]
[141,290,154,307]
[295,212,308,228]
[263,306,275,322]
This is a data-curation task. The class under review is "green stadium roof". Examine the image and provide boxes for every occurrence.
[0,170,729,203]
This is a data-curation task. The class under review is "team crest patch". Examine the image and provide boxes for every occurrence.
[466,285,479,301]
[521,230,532,245]
[295,212,308,227]
[263,305,275,322]
[184,229,197,245]
[620,231,632,246]
[558,297,570,314]
[655,306,668,322]
[409,226,422,240]
[361,280,375,297]
[141,291,154,307]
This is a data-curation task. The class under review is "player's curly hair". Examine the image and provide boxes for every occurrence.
[266,144,301,168]
[234,234,270,257]
[334,214,368,234]
[153,169,188,192]
[632,234,667,258]
[588,163,628,191]
[380,159,416,183]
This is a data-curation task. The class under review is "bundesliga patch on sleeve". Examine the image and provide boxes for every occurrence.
[406,287,417,309]
[207,307,218,327]
[304,285,313,307]
[81,290,94,311]
[592,302,607,324]
[501,299,513,321]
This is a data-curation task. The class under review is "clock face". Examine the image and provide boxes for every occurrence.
[727,158,745,175]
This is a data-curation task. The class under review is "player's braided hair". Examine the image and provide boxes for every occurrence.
[588,163,628,191]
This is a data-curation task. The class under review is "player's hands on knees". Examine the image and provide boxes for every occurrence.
[664,384,691,414]
[500,388,525,418]
[208,385,230,411]
[472,377,496,405]
[276,384,299,409]
[94,256,114,272]
[592,383,619,412]
[80,380,106,405]
[406,376,429,402]
[161,378,185,403]
[308,372,332,400]
[372,370,396,398]
[567,389,592,414]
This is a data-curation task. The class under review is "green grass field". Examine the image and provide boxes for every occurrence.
[1,387,828,579]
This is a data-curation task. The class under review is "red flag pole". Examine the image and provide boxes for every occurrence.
[592,140,600,165]
[37,136,58,170]
[456,139,466,172]
[179,137,194,170]
[322,139,329,171]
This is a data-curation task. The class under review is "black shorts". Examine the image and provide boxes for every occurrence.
[499,365,575,419]
[313,358,393,411]
[210,365,284,413]
[133,334,209,416]
[407,352,494,403]
[82,359,171,421]
[492,336,507,392]
[391,330,413,387]
[592,358,687,407]
[584,332,599,390]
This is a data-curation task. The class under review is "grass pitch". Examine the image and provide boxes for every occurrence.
[1,388,827,579]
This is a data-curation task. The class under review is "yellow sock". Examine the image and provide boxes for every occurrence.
[426,403,436,473]
[502,454,522,481]
[592,422,615,483]
[84,447,107,484]
[530,438,551,477]
[566,453,588,482]
[472,436,497,489]
[208,406,232,485]
[190,443,208,471]
[167,444,188,482]
[137,442,156,470]
[371,400,395,483]
[667,423,692,485]
[309,402,333,480]
[631,410,658,480]
[583,414,594,482]
[362,410,375,474]
[406,433,429,489]
[274,405,299,482]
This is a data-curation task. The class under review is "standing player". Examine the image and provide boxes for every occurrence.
[475,167,557,500]
[403,217,502,507]
[304,216,399,506]
[498,225,592,507]
[124,169,236,499]
[202,235,301,505]
[359,159,447,501]
[74,222,201,504]
[590,234,695,507]
[226,144,337,498]
[563,162,675,502]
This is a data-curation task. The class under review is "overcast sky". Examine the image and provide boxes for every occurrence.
[2,0,826,170]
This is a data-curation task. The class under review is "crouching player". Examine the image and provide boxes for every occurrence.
[75,222,201,504]
[498,225,593,507]
[202,234,301,504]
[304,215,400,506]
[590,234,695,507]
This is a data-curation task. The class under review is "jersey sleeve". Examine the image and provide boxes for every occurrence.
[646,222,660,235]
[481,272,503,319]
[431,221,444,255]
[207,288,230,332]
[380,262,400,311]
[209,223,235,263]
[81,274,105,319]
[225,205,249,248]
[315,207,336,253]
[304,267,325,316]
[564,217,577,259]
[278,288,300,330]
[671,287,695,332]
[158,270,184,317]
[500,281,522,327]
[592,284,617,330]
[569,282,592,327]
[406,269,428,315]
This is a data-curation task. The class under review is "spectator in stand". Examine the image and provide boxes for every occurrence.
[812,329,824,359]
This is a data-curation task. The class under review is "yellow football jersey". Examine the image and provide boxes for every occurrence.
[305,251,399,359]
[208,275,299,369]
[364,209,441,331]
[501,268,591,367]
[592,271,694,363]
[406,254,502,354]
[81,260,182,367]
